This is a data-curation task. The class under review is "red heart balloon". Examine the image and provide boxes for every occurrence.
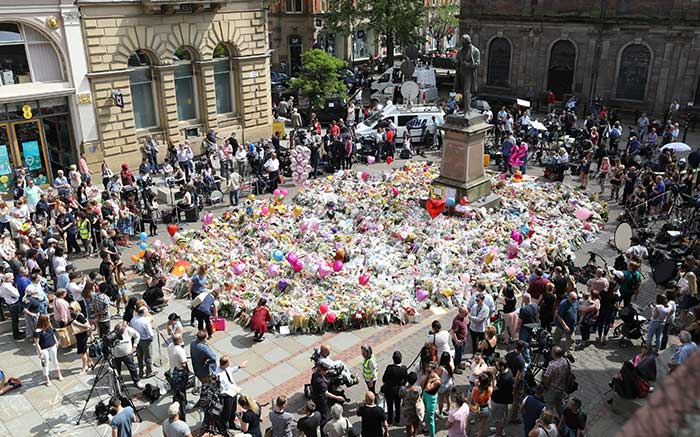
[425,198,446,219]
[386,156,394,165]
[167,223,179,237]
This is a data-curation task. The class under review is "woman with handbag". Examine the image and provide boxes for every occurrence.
[70,301,93,373]
[466,373,493,437]
[33,314,62,385]
[381,351,407,425]
[399,372,423,437]
[420,363,441,437]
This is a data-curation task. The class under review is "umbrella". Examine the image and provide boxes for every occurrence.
[470,99,491,112]
[660,142,692,153]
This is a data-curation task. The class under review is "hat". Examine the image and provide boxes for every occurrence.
[168,402,180,417]
[66,264,76,271]
[47,238,58,244]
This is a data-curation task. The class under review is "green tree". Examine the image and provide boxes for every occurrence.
[288,49,347,108]
[425,4,458,53]
[326,0,424,67]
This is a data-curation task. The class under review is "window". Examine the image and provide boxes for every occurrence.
[128,50,157,129]
[173,47,197,121]
[487,37,511,87]
[547,40,576,98]
[616,44,651,101]
[213,44,233,114]
[0,23,62,85]
[398,115,417,127]
[285,0,302,13]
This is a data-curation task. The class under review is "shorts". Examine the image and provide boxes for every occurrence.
[490,402,508,422]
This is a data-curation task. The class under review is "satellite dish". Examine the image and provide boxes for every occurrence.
[401,81,419,103]
[400,60,415,81]
[614,222,633,252]
[404,45,420,60]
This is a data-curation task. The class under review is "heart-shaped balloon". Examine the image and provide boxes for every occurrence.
[167,223,179,237]
[317,263,332,278]
[359,274,370,286]
[425,198,446,219]
[232,263,246,275]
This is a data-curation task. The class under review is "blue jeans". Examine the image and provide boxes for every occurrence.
[453,340,465,369]
[646,320,664,350]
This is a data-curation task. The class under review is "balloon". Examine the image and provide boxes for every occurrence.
[359,274,370,286]
[152,239,162,249]
[287,252,298,264]
[233,263,246,275]
[416,288,429,302]
[247,194,255,201]
[459,196,469,205]
[138,242,148,250]
[484,252,495,264]
[317,264,332,278]
[332,260,343,272]
[319,303,329,314]
[510,230,523,244]
[300,221,309,233]
[273,189,281,196]
[268,263,280,276]
[391,187,399,197]
[281,189,289,196]
[366,156,375,164]
[386,156,394,165]
[272,250,284,261]
[361,172,370,180]
[167,223,178,237]
[130,254,140,262]
[202,213,214,225]
[139,250,145,258]
[446,197,456,207]
[291,261,303,273]
[506,267,517,276]
[575,208,592,221]
[292,205,303,217]
[171,260,191,277]
[261,206,269,215]
[139,232,148,241]
[278,279,289,291]
[325,312,337,323]
[507,241,519,259]
[311,221,320,232]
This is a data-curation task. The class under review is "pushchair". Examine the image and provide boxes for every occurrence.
[613,304,648,348]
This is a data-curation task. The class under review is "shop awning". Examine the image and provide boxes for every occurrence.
[0,82,74,104]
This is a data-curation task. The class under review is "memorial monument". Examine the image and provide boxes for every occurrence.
[432,34,500,208]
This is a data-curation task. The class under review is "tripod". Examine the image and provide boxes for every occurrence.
[76,348,141,425]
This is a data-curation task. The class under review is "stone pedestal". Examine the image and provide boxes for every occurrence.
[432,111,500,208]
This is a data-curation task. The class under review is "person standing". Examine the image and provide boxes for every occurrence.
[297,400,322,437]
[310,362,345,432]
[168,334,189,420]
[193,289,217,339]
[291,108,303,130]
[269,396,294,437]
[361,344,377,395]
[399,372,422,437]
[646,294,671,351]
[660,289,677,351]
[466,373,493,437]
[446,391,469,437]
[520,384,546,436]
[177,142,194,183]
[541,346,571,416]
[469,293,491,355]
[450,306,468,373]
[357,391,389,437]
[506,340,527,424]
[110,397,138,437]
[112,321,145,390]
[420,363,441,437]
[52,288,71,328]
[130,306,156,379]
[33,314,62,385]
[381,350,407,425]
[1,272,24,339]
[216,355,246,433]
[162,402,192,437]
[190,330,217,384]
[553,292,578,353]
[90,283,112,337]
[238,396,263,437]
[500,284,520,344]
[491,358,514,437]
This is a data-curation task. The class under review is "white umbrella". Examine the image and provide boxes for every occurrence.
[660,142,692,153]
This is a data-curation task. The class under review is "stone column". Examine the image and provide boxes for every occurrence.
[153,65,181,144]
[195,61,218,131]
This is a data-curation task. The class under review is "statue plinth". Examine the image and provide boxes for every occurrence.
[432,111,501,208]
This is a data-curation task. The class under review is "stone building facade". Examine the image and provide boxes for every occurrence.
[459,0,700,116]
[0,0,97,193]
[78,0,272,170]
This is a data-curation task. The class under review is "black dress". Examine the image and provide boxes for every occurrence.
[72,313,89,354]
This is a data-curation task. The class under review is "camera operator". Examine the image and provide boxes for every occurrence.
[190,330,217,385]
[541,346,571,416]
[310,361,345,432]
[111,321,145,390]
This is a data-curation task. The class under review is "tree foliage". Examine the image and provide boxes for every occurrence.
[288,49,347,108]
[326,0,425,66]
[425,4,459,52]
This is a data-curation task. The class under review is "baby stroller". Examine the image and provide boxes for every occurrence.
[251,175,270,195]
[613,304,648,348]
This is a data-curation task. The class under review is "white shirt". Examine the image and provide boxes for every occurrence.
[651,304,671,322]
[215,365,241,397]
[130,315,154,341]
[68,281,84,302]
[167,343,188,373]
[665,300,677,324]
[626,244,648,259]
[0,281,20,305]
[468,302,490,333]
[431,330,453,359]
[264,158,280,172]
[113,326,141,358]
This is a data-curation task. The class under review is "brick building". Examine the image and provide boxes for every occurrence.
[268,0,378,74]
[459,0,700,115]
[78,0,272,171]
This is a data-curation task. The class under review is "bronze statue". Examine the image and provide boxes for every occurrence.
[454,34,480,114]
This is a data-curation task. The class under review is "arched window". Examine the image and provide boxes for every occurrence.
[487,37,511,87]
[174,47,197,121]
[547,40,576,98]
[128,50,157,129]
[213,44,233,114]
[616,44,651,101]
[0,23,62,84]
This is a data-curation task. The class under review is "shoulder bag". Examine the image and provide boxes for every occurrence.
[345,417,359,437]
[564,359,578,394]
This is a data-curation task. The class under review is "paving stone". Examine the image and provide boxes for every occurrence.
[262,346,291,364]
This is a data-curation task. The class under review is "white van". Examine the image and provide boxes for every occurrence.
[370,66,438,94]
[355,103,444,144]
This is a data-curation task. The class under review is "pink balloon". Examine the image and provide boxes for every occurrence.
[575,208,592,221]
[332,260,343,272]
[273,189,281,196]
[358,274,370,286]
[292,261,303,273]
[268,263,280,276]
[325,312,337,323]
[152,239,162,249]
[311,221,320,232]
[317,264,331,278]
[261,206,269,215]
[281,189,289,196]
[300,221,308,233]
[510,230,523,244]
[319,303,329,314]
[506,267,517,276]
[287,252,299,264]
[202,213,214,225]
[233,263,246,275]
[416,288,429,302]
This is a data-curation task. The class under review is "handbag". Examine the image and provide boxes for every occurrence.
[71,315,89,335]
[415,392,425,422]
[56,326,76,348]
[345,418,359,437]
[191,291,209,309]
[564,360,578,394]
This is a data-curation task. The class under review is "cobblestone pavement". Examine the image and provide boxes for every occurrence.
[0,145,689,436]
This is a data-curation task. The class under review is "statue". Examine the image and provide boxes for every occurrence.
[454,34,481,115]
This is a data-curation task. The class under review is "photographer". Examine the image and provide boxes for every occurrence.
[541,346,570,416]
[111,321,145,390]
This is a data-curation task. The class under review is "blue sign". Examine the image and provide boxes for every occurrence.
[21,140,41,170]
[0,145,11,175]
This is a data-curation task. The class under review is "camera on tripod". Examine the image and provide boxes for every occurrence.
[529,327,554,359]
